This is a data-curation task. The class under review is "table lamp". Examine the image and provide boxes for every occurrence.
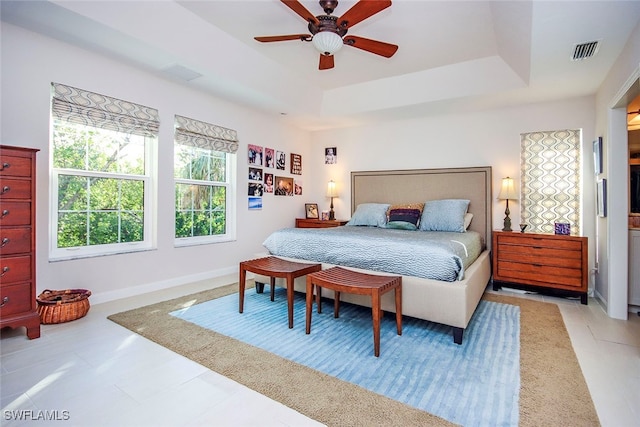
[327,180,338,220]
[498,177,518,231]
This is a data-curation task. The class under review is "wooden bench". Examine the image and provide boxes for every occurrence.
[305,267,402,357]
[239,256,321,328]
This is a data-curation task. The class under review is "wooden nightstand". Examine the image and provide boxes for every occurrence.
[492,231,588,304]
[295,218,348,228]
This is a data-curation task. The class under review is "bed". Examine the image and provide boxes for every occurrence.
[256,166,493,344]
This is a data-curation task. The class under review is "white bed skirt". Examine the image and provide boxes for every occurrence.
[250,250,491,331]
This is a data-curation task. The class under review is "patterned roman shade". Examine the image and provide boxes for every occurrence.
[174,115,239,154]
[51,83,159,137]
[520,129,581,235]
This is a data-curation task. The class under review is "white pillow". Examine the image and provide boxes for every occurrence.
[464,213,473,230]
[346,203,390,227]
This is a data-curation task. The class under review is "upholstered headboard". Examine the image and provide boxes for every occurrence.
[351,166,493,251]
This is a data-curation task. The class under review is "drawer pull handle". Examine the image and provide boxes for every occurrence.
[0,162,9,171]
[1,186,9,194]
[1,237,9,247]
[1,266,9,276]
[0,296,8,307]
[1,210,8,217]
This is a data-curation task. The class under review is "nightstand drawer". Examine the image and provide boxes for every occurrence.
[295,218,348,228]
[496,234,582,251]
[496,248,583,268]
[496,260,582,287]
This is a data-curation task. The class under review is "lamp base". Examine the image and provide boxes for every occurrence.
[502,200,513,232]
[329,196,335,220]
[502,215,513,232]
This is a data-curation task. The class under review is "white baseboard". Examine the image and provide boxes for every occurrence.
[90,265,237,305]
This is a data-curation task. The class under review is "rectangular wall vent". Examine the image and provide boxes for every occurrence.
[572,41,599,61]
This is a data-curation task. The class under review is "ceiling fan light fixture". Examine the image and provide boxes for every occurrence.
[312,31,343,56]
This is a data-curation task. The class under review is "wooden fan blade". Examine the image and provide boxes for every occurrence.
[337,0,392,29]
[343,35,398,58]
[281,0,320,25]
[319,54,334,70]
[254,34,311,43]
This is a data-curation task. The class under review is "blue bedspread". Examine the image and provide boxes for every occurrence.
[262,226,483,282]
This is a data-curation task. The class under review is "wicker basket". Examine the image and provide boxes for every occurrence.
[36,289,91,324]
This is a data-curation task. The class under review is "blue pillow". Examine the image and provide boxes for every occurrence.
[346,203,390,227]
[419,199,470,232]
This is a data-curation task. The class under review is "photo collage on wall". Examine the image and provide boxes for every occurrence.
[248,144,303,210]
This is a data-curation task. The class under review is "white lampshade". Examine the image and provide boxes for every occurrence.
[312,31,343,56]
[327,180,338,198]
[498,177,518,200]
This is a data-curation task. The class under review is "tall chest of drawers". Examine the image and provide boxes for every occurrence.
[0,145,40,339]
[492,231,588,305]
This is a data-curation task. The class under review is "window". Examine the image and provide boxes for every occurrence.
[50,83,158,260]
[174,115,238,245]
[520,129,582,235]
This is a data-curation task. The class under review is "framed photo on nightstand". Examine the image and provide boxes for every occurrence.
[554,222,570,235]
[305,203,319,219]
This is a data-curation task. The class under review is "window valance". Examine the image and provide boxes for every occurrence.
[51,83,159,137]
[174,115,239,154]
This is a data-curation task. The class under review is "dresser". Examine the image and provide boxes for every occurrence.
[295,218,348,228]
[0,145,40,339]
[492,231,588,304]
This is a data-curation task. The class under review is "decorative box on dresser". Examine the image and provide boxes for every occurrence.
[0,145,40,339]
[492,230,588,304]
[295,218,348,228]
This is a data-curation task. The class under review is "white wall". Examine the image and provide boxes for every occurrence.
[308,98,598,289]
[594,18,640,318]
[1,24,311,303]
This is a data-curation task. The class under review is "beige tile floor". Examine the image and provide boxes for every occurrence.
[1,275,639,427]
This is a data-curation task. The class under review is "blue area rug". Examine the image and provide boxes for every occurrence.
[171,288,520,426]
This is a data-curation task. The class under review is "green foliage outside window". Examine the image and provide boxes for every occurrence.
[174,145,227,238]
[53,120,147,249]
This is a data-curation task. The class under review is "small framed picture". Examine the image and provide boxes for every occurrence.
[597,178,607,217]
[593,137,602,175]
[554,222,570,235]
[321,211,330,221]
[305,203,319,219]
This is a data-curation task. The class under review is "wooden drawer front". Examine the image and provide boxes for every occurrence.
[0,178,31,200]
[0,282,34,317]
[0,227,31,255]
[497,234,582,251]
[0,202,31,226]
[497,246,582,268]
[0,154,32,178]
[0,255,31,285]
[496,260,582,287]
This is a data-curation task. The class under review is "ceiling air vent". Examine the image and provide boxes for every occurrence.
[572,41,600,61]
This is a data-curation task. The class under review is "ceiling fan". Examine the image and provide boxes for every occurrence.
[255,0,398,70]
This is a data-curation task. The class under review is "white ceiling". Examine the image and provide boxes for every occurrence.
[2,0,640,131]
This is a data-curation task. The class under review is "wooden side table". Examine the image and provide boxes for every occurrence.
[492,230,588,304]
[295,218,348,228]
[305,267,402,357]
[239,256,321,328]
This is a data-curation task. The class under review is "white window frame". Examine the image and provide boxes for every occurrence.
[174,148,236,247]
[49,132,157,261]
